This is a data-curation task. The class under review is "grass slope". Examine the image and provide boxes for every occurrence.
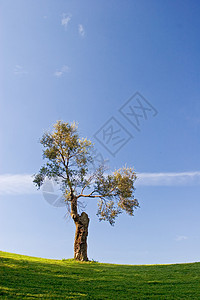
[0,251,200,299]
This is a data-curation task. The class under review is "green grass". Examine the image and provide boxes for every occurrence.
[0,251,200,299]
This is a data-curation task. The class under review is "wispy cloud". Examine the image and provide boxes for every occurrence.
[61,14,71,29]
[78,24,85,38]
[14,65,28,75]
[54,65,70,77]
[175,235,188,241]
[0,174,37,195]
[1,171,200,196]
[136,171,200,186]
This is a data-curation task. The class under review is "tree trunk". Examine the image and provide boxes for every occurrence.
[74,212,89,261]
[70,196,89,261]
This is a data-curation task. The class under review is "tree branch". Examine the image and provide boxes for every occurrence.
[80,174,95,194]
[57,146,74,196]
[77,193,104,199]
[77,185,117,200]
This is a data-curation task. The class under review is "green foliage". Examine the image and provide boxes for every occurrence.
[1,251,200,299]
[33,120,139,225]
[33,120,94,195]
[95,166,139,225]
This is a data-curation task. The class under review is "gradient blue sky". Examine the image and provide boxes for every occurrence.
[0,0,200,264]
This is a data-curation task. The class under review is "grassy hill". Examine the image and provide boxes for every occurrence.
[0,251,200,299]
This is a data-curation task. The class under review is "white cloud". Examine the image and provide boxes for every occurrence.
[1,171,200,196]
[54,65,70,77]
[78,24,85,38]
[61,14,71,29]
[136,171,200,186]
[0,174,37,195]
[14,65,28,75]
[175,235,188,241]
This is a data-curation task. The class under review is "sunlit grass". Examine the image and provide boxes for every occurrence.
[1,251,200,299]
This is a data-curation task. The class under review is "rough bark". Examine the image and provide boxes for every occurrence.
[71,197,89,261]
[74,212,89,261]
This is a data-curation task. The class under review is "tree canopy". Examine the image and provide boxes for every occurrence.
[34,120,139,225]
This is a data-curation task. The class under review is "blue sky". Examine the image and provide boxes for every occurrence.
[0,0,200,264]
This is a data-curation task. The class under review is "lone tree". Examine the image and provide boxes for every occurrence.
[33,121,139,261]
